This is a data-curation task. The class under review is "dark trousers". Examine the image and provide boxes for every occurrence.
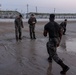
[63,28,66,34]
[15,27,22,40]
[29,25,36,39]
[46,38,69,74]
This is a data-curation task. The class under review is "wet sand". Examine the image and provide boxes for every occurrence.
[0,21,76,75]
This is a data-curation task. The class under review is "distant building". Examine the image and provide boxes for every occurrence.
[26,12,76,19]
[0,10,21,19]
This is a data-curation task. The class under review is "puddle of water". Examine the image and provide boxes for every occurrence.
[66,39,76,53]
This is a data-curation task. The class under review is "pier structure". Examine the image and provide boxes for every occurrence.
[26,12,76,19]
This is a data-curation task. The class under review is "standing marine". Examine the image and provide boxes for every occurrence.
[14,14,24,41]
[28,14,37,39]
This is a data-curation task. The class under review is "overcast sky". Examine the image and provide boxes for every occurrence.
[0,0,76,13]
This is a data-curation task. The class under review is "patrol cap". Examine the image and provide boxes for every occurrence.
[50,14,55,19]
[65,19,67,21]
[31,14,34,16]
[19,14,23,18]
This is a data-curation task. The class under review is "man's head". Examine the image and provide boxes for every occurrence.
[31,14,34,16]
[65,19,67,21]
[49,14,55,21]
[30,14,35,18]
[64,19,67,24]
[19,14,23,18]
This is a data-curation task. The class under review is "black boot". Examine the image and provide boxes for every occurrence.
[33,33,36,39]
[34,37,36,39]
[60,65,69,74]
[16,36,18,41]
[19,37,22,40]
[58,60,69,74]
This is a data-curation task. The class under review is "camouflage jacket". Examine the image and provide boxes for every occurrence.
[15,17,23,28]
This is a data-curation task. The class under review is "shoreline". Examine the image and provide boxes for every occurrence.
[0,18,76,23]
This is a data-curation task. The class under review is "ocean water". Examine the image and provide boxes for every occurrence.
[0,18,76,22]
[0,18,49,22]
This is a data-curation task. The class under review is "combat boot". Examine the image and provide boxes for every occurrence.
[34,37,36,39]
[19,37,22,40]
[60,65,69,74]
[33,33,36,39]
[16,36,18,41]
[58,60,69,74]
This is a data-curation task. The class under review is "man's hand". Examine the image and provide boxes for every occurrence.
[43,30,47,37]
[57,43,60,47]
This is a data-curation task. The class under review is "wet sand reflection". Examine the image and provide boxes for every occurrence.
[47,63,53,75]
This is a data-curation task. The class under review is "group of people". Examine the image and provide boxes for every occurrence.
[14,13,69,74]
[14,14,37,41]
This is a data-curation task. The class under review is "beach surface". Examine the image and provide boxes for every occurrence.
[0,20,76,75]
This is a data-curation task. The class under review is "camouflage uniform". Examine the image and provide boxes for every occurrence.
[60,19,67,35]
[44,21,62,63]
[43,14,69,74]
[28,14,37,39]
[29,25,35,39]
[14,16,23,41]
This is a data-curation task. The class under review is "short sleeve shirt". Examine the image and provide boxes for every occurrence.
[44,21,60,38]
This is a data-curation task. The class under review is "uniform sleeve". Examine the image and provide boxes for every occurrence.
[28,18,30,24]
[21,19,24,28]
[43,23,48,37]
[14,19,18,28]
[35,18,37,23]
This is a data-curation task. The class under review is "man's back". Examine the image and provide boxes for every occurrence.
[44,21,60,38]
[15,17,23,28]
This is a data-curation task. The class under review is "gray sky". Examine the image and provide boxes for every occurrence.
[0,0,76,13]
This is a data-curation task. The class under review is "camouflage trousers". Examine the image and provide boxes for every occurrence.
[29,25,36,39]
[15,27,22,40]
[46,38,62,63]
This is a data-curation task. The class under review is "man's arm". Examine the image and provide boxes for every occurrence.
[14,19,18,28]
[43,30,48,37]
[43,24,48,37]
[21,19,24,28]
[35,18,37,23]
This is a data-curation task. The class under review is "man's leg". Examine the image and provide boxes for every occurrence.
[19,28,22,40]
[46,41,53,62]
[52,48,69,74]
[63,28,66,35]
[47,39,69,74]
[15,28,18,41]
[32,25,36,39]
[29,26,33,39]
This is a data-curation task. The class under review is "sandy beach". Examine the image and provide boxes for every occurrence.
[0,20,76,75]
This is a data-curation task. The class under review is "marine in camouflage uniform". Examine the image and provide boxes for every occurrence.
[60,19,67,35]
[14,14,24,41]
[43,14,69,74]
[28,14,37,39]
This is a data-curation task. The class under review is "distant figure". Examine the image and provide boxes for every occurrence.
[60,19,67,35]
[14,14,24,41]
[43,14,69,74]
[28,14,37,39]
